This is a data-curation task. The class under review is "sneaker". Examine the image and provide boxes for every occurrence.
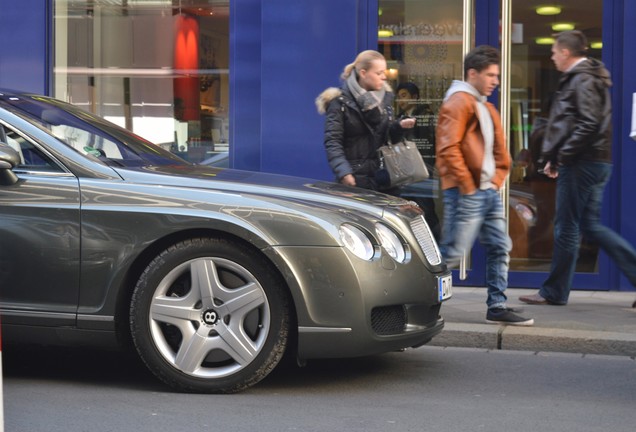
[486,307,534,326]
[502,306,524,313]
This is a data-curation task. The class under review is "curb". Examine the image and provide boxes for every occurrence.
[429,323,636,357]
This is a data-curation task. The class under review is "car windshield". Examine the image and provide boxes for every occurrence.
[0,93,188,168]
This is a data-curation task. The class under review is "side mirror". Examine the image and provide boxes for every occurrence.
[0,142,20,185]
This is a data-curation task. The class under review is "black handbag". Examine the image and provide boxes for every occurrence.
[377,140,429,188]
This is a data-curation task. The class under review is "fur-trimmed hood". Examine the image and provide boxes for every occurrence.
[315,82,393,114]
[315,87,342,114]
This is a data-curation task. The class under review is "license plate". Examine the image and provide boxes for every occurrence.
[437,274,452,301]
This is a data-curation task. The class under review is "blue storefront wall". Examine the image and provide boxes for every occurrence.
[0,0,51,95]
[1,0,635,291]
[615,0,636,291]
[232,0,376,180]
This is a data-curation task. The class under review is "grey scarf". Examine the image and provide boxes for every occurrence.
[346,71,386,114]
[346,71,387,127]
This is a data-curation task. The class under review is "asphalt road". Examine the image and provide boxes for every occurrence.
[2,345,635,432]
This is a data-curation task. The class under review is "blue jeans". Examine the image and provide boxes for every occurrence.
[440,188,512,309]
[540,161,636,304]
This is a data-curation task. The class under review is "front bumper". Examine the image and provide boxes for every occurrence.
[270,244,449,360]
[298,307,444,359]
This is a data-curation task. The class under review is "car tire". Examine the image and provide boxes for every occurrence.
[130,237,290,393]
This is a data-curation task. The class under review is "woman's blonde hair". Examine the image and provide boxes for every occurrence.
[341,50,386,80]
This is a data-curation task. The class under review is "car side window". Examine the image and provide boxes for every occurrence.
[1,126,64,173]
[49,124,124,160]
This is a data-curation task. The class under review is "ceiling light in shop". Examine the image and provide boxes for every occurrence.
[552,22,574,31]
[591,41,603,49]
[535,37,556,45]
[378,29,394,38]
[536,6,562,15]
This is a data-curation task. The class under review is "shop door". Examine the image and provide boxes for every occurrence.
[379,0,607,290]
[501,0,606,289]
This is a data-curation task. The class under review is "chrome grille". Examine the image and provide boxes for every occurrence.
[410,216,442,265]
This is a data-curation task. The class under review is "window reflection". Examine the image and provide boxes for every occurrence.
[53,0,229,164]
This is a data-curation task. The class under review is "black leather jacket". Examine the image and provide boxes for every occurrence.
[541,58,613,166]
[318,85,402,190]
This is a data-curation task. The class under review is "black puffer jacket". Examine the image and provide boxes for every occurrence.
[316,84,402,190]
[541,58,612,166]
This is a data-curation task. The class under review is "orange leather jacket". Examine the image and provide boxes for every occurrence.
[435,92,510,195]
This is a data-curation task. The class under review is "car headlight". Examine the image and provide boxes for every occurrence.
[339,224,375,261]
[375,223,407,263]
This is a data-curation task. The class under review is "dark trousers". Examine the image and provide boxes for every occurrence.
[540,161,636,304]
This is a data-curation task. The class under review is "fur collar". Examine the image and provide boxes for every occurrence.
[315,82,393,114]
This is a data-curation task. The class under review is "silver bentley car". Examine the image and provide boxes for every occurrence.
[0,90,451,393]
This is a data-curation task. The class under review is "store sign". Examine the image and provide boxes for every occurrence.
[379,21,463,42]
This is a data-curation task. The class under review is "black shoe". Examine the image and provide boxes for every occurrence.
[486,307,534,326]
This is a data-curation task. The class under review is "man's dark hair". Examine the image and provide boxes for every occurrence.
[555,30,588,57]
[463,45,500,79]
[396,82,420,99]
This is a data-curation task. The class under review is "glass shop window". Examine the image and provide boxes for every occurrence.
[378,0,465,244]
[507,0,603,271]
[53,0,230,164]
[378,0,464,171]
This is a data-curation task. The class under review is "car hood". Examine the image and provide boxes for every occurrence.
[110,164,417,219]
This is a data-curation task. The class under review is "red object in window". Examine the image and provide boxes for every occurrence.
[174,14,200,121]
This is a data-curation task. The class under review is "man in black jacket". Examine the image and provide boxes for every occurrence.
[520,30,636,306]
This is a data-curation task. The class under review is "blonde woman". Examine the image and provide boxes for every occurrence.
[316,50,414,191]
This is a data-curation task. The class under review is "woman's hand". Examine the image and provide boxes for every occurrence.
[340,174,356,187]
[399,117,416,129]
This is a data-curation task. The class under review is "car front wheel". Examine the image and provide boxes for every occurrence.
[130,237,290,393]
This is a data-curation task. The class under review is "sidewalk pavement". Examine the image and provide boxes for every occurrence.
[430,287,636,357]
